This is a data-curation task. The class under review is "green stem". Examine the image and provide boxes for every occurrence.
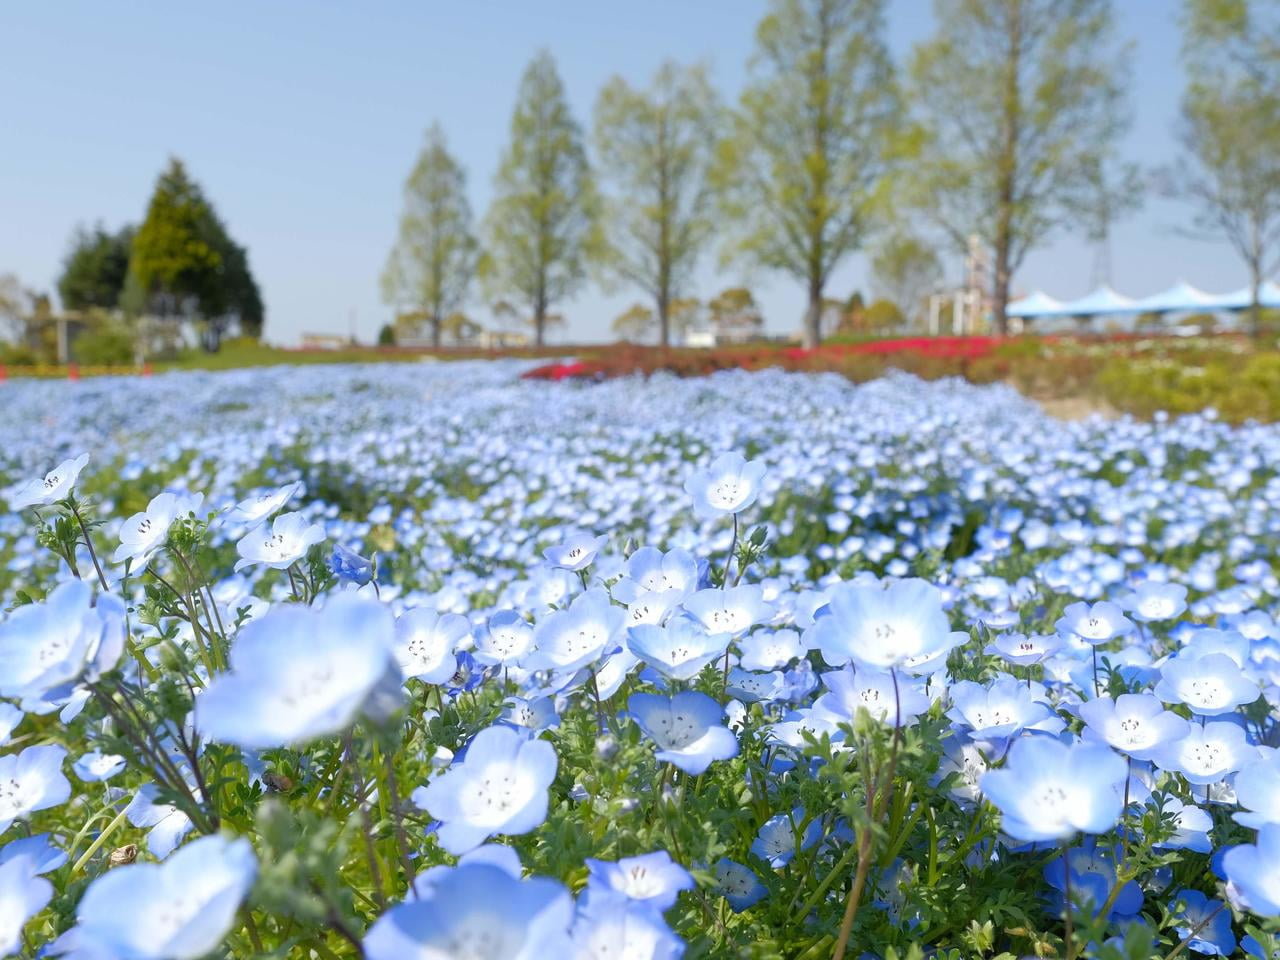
[71,805,130,874]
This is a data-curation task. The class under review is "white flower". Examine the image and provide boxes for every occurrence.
[73,751,126,783]
[113,491,205,566]
[234,511,325,572]
[394,608,468,683]
[683,452,766,517]
[6,453,90,510]
[227,481,303,525]
[0,745,71,835]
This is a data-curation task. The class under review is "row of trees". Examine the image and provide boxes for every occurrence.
[384,0,1279,348]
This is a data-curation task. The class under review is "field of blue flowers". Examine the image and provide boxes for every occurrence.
[0,360,1278,959]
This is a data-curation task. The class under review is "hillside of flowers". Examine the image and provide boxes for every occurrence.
[1,359,1279,959]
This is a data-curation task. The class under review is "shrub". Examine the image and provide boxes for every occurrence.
[73,326,134,366]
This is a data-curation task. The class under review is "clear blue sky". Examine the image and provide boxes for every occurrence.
[0,1,1247,344]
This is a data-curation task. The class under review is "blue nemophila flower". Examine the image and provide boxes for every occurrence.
[627,619,730,681]
[0,704,21,746]
[413,724,557,855]
[394,607,468,684]
[934,739,990,805]
[569,890,686,960]
[227,480,302,526]
[474,610,536,668]
[1233,752,1280,828]
[1225,824,1280,916]
[1124,581,1188,622]
[329,543,374,586]
[529,589,625,673]
[72,750,125,783]
[714,858,766,911]
[947,678,1063,742]
[682,585,771,636]
[1152,797,1214,853]
[1242,935,1280,959]
[113,490,204,566]
[683,452,766,518]
[5,453,90,510]
[725,667,784,703]
[1055,600,1133,645]
[0,744,70,835]
[627,691,739,775]
[809,578,952,671]
[1151,721,1252,785]
[751,809,820,868]
[0,852,52,955]
[738,628,807,671]
[71,834,256,960]
[0,579,125,702]
[1182,628,1250,667]
[612,546,698,604]
[1044,843,1142,920]
[196,594,403,749]
[1154,652,1259,716]
[364,863,572,959]
[234,509,325,572]
[409,842,524,897]
[980,736,1126,842]
[984,632,1064,667]
[583,850,694,911]
[1169,888,1235,956]
[1078,693,1190,761]
[500,696,560,734]
[814,664,930,726]
[0,833,67,874]
[126,784,193,859]
[543,532,608,572]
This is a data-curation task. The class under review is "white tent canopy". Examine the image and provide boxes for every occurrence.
[1006,279,1280,318]
[1213,281,1280,310]
[1133,280,1218,313]
[1007,290,1065,318]
[1056,285,1137,316]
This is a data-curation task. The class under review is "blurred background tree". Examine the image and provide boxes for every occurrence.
[381,123,478,348]
[1164,0,1280,338]
[125,157,263,351]
[612,302,656,341]
[906,0,1131,333]
[480,51,596,347]
[442,310,482,345]
[58,224,134,311]
[0,273,24,343]
[707,286,764,339]
[593,61,721,347]
[871,231,942,328]
[715,0,898,350]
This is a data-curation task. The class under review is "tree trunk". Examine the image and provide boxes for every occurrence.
[803,278,823,349]
[657,289,670,348]
[431,313,442,350]
[993,241,1012,336]
[1249,266,1262,339]
[534,291,547,348]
